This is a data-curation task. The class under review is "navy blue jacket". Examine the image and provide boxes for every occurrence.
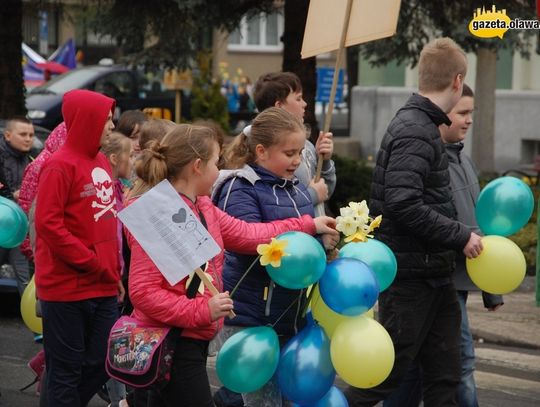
[213,164,315,336]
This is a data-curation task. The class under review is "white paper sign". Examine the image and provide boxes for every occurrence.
[118,180,221,286]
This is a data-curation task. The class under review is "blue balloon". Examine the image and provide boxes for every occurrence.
[266,231,327,289]
[476,176,534,236]
[319,258,379,316]
[277,323,335,404]
[291,386,349,407]
[339,240,397,291]
[0,196,28,248]
[216,326,280,393]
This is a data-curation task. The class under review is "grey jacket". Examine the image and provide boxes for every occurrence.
[446,142,503,308]
[296,140,336,216]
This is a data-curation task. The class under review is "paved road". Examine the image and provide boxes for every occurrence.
[1,292,539,407]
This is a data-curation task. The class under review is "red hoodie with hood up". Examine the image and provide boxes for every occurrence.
[35,90,119,301]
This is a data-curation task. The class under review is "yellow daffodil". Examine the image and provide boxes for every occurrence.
[336,215,360,237]
[344,229,369,243]
[367,215,382,234]
[257,238,289,268]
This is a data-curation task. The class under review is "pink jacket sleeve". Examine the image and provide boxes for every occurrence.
[128,236,213,329]
[216,206,316,254]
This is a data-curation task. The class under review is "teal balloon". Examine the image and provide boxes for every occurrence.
[291,386,349,407]
[476,177,534,236]
[277,323,335,404]
[216,326,280,393]
[266,231,326,289]
[339,240,397,291]
[0,196,28,248]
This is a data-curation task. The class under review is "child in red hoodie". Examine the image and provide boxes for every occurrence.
[34,89,121,406]
[127,124,337,406]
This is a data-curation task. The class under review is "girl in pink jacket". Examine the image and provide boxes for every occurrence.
[127,124,337,407]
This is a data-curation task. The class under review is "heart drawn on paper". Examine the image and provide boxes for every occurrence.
[171,208,187,224]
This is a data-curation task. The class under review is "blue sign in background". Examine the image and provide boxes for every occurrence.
[316,67,344,104]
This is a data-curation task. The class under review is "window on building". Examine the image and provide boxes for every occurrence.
[521,139,540,165]
[228,11,283,52]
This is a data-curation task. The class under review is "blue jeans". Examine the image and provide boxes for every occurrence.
[457,291,479,407]
[383,290,479,407]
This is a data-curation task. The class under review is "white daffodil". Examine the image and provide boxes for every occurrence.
[349,200,370,224]
[336,215,360,237]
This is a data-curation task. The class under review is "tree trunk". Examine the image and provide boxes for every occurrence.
[472,47,497,175]
[0,0,26,118]
[282,0,318,141]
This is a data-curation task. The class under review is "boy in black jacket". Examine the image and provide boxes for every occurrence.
[345,38,483,406]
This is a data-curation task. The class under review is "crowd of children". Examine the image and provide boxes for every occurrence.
[8,38,489,407]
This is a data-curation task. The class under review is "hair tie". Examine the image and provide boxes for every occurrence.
[149,142,166,160]
[243,125,252,137]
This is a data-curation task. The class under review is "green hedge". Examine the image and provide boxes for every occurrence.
[327,155,373,216]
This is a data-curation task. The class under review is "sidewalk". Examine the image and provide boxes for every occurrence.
[467,276,540,350]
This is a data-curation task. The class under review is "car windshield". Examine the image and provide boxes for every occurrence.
[30,69,99,95]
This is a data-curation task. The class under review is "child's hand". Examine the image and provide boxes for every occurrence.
[313,216,338,235]
[315,131,333,160]
[117,280,126,303]
[309,178,329,202]
[463,232,483,258]
[321,233,340,250]
[208,291,234,321]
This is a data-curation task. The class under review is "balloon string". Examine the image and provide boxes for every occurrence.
[230,255,261,299]
[270,295,301,329]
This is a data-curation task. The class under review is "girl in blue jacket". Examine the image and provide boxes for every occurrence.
[212,107,338,407]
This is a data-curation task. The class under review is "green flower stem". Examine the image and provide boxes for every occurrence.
[301,282,318,318]
[229,255,261,299]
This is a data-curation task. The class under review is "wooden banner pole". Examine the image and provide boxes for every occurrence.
[315,0,353,181]
[194,267,236,318]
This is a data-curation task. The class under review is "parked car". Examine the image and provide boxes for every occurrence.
[26,65,186,130]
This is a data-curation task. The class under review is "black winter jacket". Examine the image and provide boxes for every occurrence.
[369,94,470,280]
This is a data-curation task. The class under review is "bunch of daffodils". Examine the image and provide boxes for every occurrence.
[336,201,382,243]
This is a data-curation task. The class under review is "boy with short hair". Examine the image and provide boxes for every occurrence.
[383,84,504,407]
[253,72,336,215]
[0,116,35,295]
[34,89,121,406]
[345,38,483,406]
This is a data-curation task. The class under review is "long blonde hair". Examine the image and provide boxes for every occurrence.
[222,107,304,169]
[131,124,218,196]
[101,132,132,177]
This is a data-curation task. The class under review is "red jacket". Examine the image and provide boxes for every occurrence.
[35,90,119,301]
[128,195,316,341]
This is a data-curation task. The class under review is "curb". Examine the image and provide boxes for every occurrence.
[472,329,540,351]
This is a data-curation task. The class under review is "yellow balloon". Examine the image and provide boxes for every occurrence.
[20,276,42,334]
[311,285,373,338]
[466,235,526,295]
[330,316,394,388]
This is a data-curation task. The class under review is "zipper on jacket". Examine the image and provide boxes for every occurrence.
[425,254,430,264]
[265,281,275,317]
